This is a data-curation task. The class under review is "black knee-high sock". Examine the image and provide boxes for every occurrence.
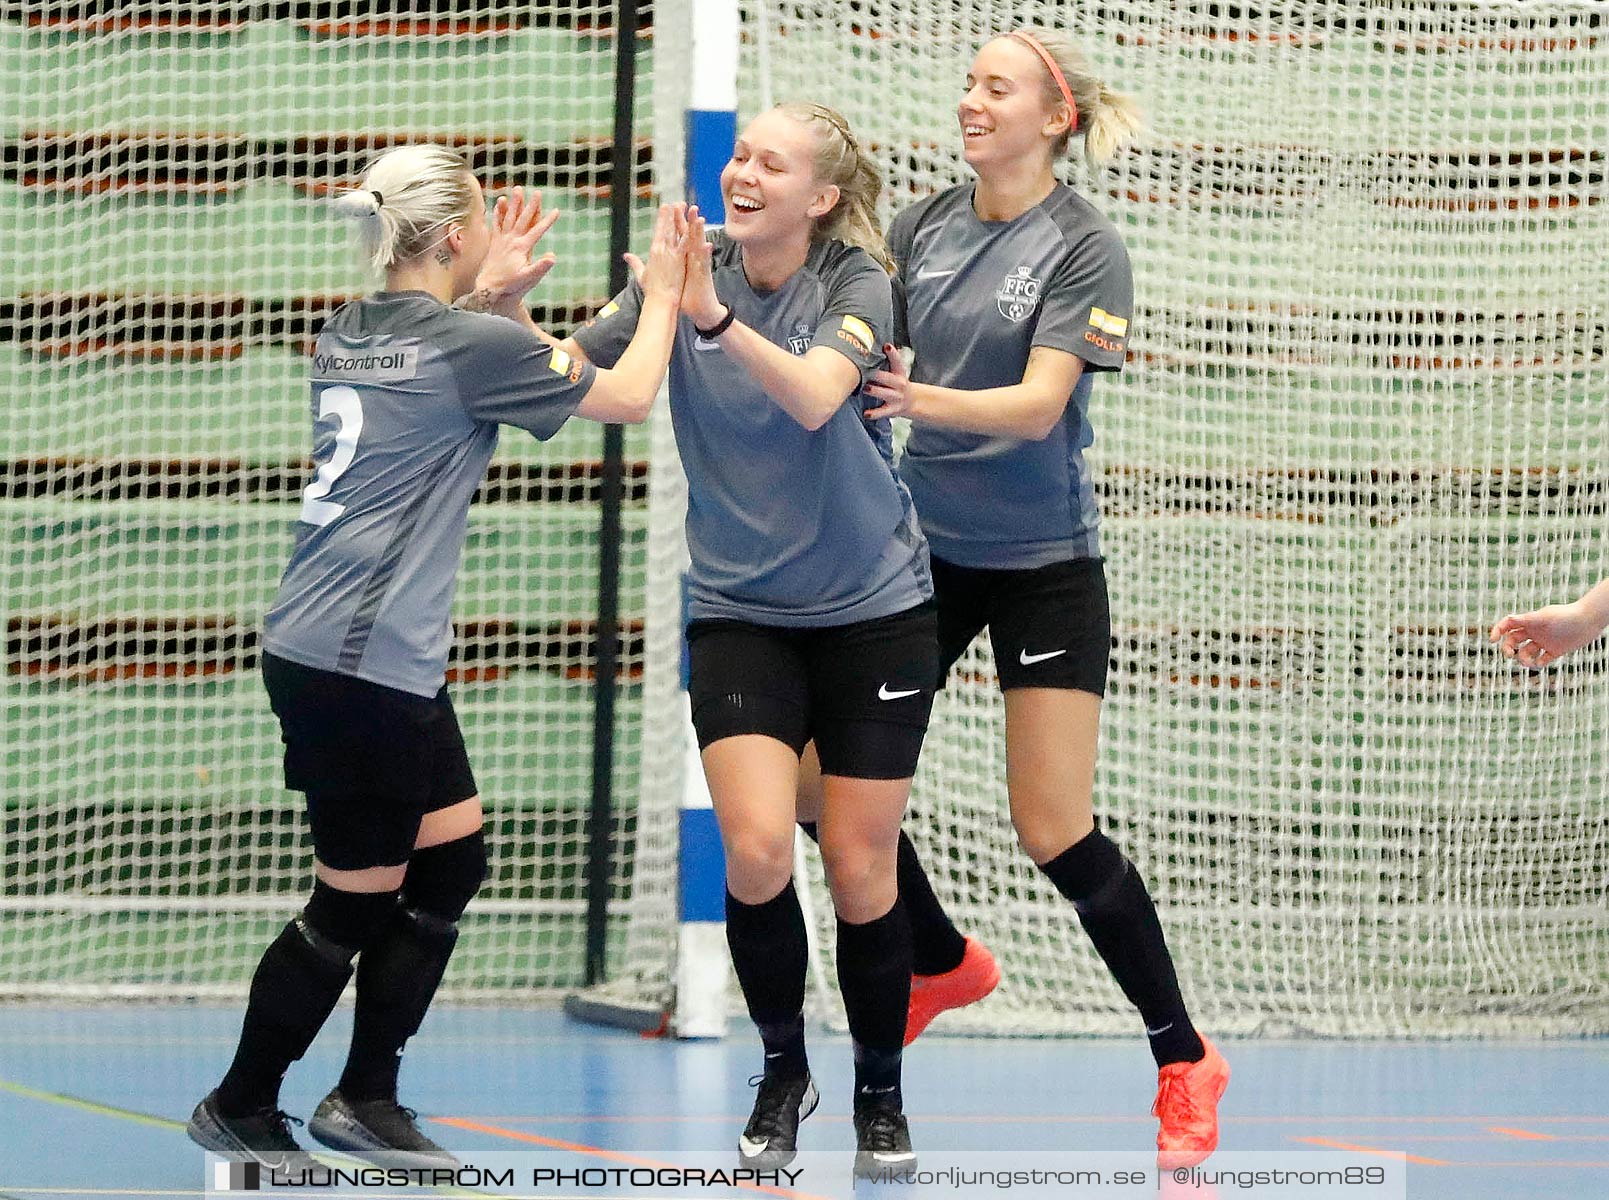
[802,823,964,977]
[726,883,809,1078]
[897,832,966,975]
[215,918,356,1117]
[338,835,484,1102]
[836,898,911,1110]
[1039,829,1203,1068]
[338,907,459,1102]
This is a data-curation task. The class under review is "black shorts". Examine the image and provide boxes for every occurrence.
[686,602,939,780]
[261,653,478,871]
[933,556,1110,696]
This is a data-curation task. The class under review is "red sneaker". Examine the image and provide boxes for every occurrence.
[904,937,1000,1046]
[1153,1035,1230,1168]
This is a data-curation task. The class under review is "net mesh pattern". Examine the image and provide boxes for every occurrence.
[0,2,652,999]
[613,0,1609,1036]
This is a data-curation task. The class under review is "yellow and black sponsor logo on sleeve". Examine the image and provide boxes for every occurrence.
[548,346,586,384]
[835,314,875,355]
[582,299,621,330]
[1084,306,1129,353]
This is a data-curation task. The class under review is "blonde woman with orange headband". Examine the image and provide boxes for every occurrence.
[795,28,1230,1169]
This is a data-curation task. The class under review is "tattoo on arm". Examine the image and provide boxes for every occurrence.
[455,288,500,313]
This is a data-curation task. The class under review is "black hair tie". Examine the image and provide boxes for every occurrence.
[371,190,384,207]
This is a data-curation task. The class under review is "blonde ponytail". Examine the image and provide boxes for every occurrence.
[333,144,478,274]
[1002,27,1148,168]
[776,102,895,273]
[1083,80,1148,168]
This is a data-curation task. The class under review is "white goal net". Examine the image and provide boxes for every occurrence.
[607,0,1609,1037]
[0,1,650,999]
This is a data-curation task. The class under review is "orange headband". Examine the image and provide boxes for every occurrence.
[1008,31,1078,135]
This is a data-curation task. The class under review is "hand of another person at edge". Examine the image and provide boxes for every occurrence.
[638,203,691,302]
[678,208,725,329]
[862,344,914,419]
[1490,602,1605,668]
[476,186,562,304]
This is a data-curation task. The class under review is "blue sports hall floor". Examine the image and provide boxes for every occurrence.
[0,1008,1604,1200]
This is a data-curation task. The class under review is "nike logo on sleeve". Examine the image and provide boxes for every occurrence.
[1019,648,1068,665]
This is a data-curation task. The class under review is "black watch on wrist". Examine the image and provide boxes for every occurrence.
[695,304,736,339]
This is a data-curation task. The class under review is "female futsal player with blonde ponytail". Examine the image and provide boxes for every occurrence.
[797,28,1231,1169]
[557,103,935,1176]
[187,146,689,1169]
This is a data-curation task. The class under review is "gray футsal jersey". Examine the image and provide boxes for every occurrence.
[889,183,1133,570]
[574,233,932,627]
[263,292,593,696]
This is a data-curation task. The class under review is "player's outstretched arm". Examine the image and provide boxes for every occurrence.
[863,344,1085,441]
[1490,577,1609,668]
[679,210,863,431]
[574,203,689,425]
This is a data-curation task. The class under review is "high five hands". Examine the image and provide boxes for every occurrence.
[477,186,562,306]
[622,206,721,325]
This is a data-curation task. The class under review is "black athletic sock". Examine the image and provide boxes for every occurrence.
[1038,829,1204,1068]
[897,832,967,975]
[800,822,964,977]
[215,918,356,1117]
[726,883,809,1079]
[338,906,460,1103]
[755,1014,808,1081]
[836,898,910,1110]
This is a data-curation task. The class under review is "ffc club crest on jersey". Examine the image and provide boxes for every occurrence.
[997,265,1041,322]
[788,320,814,356]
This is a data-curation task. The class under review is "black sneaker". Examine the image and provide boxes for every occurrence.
[738,1072,819,1169]
[307,1089,458,1167]
[852,1098,917,1180]
[186,1090,315,1173]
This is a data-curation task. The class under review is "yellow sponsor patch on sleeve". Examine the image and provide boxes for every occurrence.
[583,299,621,330]
[548,347,574,377]
[837,314,875,355]
[1089,307,1129,337]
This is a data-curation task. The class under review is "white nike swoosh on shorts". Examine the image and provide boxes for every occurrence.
[878,684,922,700]
[915,268,958,280]
[694,336,722,351]
[1019,648,1068,665]
[739,1136,770,1157]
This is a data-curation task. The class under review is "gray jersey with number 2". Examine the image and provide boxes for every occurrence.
[263,291,593,697]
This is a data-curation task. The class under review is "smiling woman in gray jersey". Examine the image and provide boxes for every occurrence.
[553,104,931,1176]
[795,28,1231,1170]
[186,144,691,1169]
